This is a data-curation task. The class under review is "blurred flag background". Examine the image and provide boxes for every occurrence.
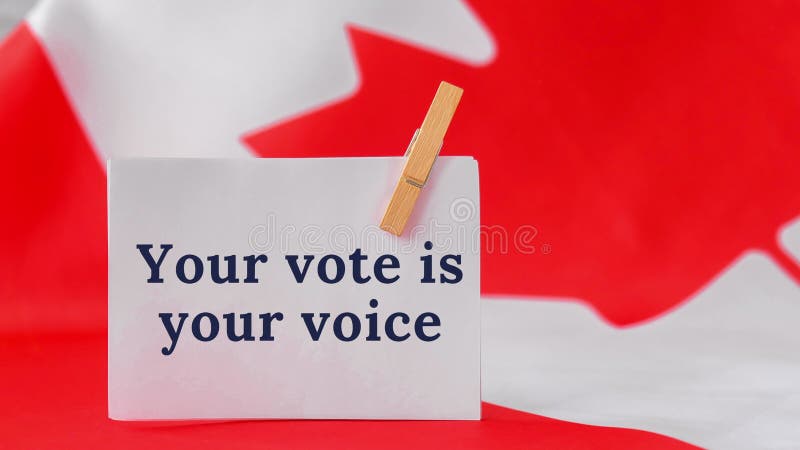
[1,1,799,448]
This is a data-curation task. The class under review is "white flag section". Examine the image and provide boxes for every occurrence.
[108,157,480,420]
[27,0,494,160]
[484,250,800,449]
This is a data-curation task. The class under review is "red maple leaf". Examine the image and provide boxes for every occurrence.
[245,0,800,325]
[0,22,694,449]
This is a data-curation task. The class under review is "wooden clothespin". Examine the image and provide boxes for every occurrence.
[380,81,463,235]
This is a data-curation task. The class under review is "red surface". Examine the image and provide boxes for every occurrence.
[0,332,693,449]
[247,0,800,325]
[0,23,694,448]
[0,24,107,333]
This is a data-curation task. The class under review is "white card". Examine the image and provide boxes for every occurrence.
[108,157,480,420]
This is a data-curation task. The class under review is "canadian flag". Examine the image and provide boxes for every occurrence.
[2,1,800,448]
